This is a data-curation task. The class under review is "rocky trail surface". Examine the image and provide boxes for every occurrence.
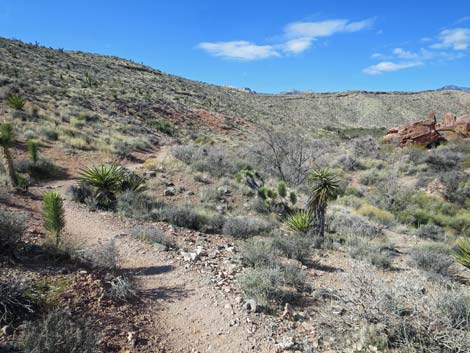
[32,179,284,353]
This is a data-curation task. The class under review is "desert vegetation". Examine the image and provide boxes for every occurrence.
[1,38,469,352]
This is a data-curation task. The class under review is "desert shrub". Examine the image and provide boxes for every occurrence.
[150,119,175,135]
[357,204,394,226]
[130,225,173,250]
[272,235,313,264]
[359,168,388,186]
[116,190,162,220]
[424,148,463,172]
[16,158,60,179]
[6,94,26,110]
[223,216,272,239]
[337,265,470,352]
[22,310,97,353]
[328,207,382,238]
[0,209,25,254]
[335,154,365,171]
[41,128,59,141]
[409,246,453,276]
[437,289,470,330]
[241,238,277,268]
[284,210,313,233]
[160,206,209,231]
[0,281,35,324]
[414,224,446,241]
[454,236,470,270]
[348,238,392,269]
[81,239,119,271]
[108,275,137,302]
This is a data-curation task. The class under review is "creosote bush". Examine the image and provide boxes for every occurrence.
[409,246,454,277]
[0,209,25,254]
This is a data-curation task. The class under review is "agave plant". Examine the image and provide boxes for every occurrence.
[43,191,65,247]
[6,95,26,111]
[307,168,340,237]
[285,210,314,233]
[454,236,470,270]
[79,163,125,208]
[0,123,18,187]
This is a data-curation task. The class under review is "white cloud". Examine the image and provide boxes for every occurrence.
[198,17,374,60]
[197,41,280,60]
[282,37,313,54]
[431,28,470,50]
[456,16,470,24]
[284,18,374,39]
[393,48,419,59]
[363,61,423,75]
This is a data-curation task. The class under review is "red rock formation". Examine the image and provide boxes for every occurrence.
[384,112,470,147]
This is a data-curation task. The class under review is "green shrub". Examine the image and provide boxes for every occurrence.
[272,235,312,264]
[278,181,287,198]
[0,209,25,254]
[239,266,284,307]
[0,281,35,324]
[223,216,272,238]
[348,238,392,269]
[161,206,209,231]
[357,204,394,226]
[16,158,60,180]
[328,207,382,238]
[130,225,173,250]
[150,120,175,135]
[27,140,38,163]
[41,128,59,141]
[241,238,277,268]
[22,310,97,353]
[454,236,470,270]
[284,210,313,233]
[359,168,388,186]
[289,191,297,205]
[42,191,65,247]
[6,94,26,110]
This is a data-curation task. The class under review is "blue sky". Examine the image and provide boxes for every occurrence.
[0,0,469,93]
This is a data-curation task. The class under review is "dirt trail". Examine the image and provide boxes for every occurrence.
[36,181,277,353]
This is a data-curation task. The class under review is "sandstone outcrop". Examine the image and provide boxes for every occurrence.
[384,112,470,147]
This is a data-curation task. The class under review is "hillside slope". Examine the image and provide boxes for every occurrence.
[1,37,470,135]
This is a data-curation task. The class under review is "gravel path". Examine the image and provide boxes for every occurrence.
[37,181,278,353]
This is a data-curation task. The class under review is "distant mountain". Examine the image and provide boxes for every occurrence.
[438,85,470,92]
[280,89,314,95]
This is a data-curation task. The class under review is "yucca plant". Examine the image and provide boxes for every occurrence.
[6,95,26,110]
[0,123,18,187]
[307,168,340,237]
[278,181,287,198]
[454,236,470,270]
[43,192,65,247]
[285,210,313,233]
[27,140,38,163]
[79,163,125,208]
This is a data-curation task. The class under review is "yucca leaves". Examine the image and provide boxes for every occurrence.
[454,236,470,270]
[6,95,26,110]
[42,192,65,246]
[28,141,38,163]
[0,123,14,148]
[285,210,313,233]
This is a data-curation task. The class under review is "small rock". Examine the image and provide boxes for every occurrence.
[144,170,156,178]
[280,303,294,320]
[243,299,259,313]
[1,325,12,336]
[164,187,176,196]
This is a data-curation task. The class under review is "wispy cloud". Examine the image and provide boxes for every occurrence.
[363,61,423,75]
[456,16,470,24]
[198,18,374,60]
[393,48,419,59]
[431,28,470,50]
[197,41,279,60]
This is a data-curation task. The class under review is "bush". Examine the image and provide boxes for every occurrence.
[22,310,97,353]
[359,168,388,186]
[130,225,173,250]
[108,275,137,302]
[150,120,175,135]
[284,210,313,233]
[223,216,272,239]
[116,191,161,220]
[239,266,285,307]
[328,207,382,238]
[454,236,470,270]
[81,239,119,271]
[241,238,277,268]
[16,158,60,179]
[272,235,313,264]
[357,204,394,226]
[409,247,453,276]
[161,206,209,231]
[6,94,26,110]
[0,281,35,324]
[414,224,446,241]
[348,238,392,269]
[0,209,25,254]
